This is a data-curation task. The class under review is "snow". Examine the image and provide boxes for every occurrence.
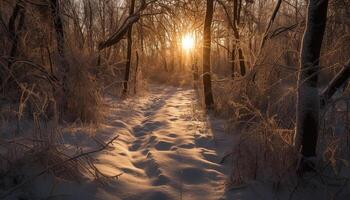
[86,85,233,200]
[7,84,235,200]
[4,84,335,200]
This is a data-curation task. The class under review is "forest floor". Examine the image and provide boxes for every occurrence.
[5,84,308,200]
[81,84,236,200]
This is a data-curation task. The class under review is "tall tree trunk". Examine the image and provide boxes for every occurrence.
[294,0,329,173]
[134,51,139,94]
[1,1,25,91]
[122,0,136,96]
[230,0,246,78]
[50,0,65,60]
[202,0,215,109]
[238,46,245,76]
[50,0,69,119]
[231,46,236,79]
[8,1,25,67]
[87,0,93,52]
[192,55,199,91]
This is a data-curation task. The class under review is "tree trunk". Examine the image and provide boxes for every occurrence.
[231,47,236,79]
[294,0,328,173]
[50,0,69,119]
[8,1,25,67]
[1,1,25,90]
[202,0,215,109]
[238,47,245,76]
[231,0,246,78]
[50,0,65,60]
[122,0,136,96]
[87,0,93,52]
[134,50,139,94]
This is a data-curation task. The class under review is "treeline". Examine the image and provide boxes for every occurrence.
[0,0,349,182]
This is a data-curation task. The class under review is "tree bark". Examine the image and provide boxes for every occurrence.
[134,50,139,94]
[233,0,245,76]
[231,46,236,79]
[50,0,65,60]
[87,0,93,52]
[1,1,25,90]
[202,0,215,109]
[238,45,245,76]
[8,1,25,66]
[294,0,328,173]
[50,0,69,119]
[122,0,136,96]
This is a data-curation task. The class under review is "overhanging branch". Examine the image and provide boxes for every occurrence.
[321,60,350,108]
[98,0,159,50]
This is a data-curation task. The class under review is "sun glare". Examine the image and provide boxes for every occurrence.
[182,34,195,51]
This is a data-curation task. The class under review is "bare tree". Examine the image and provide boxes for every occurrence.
[202,0,215,109]
[123,0,136,96]
[8,0,25,67]
[1,0,25,90]
[231,0,246,77]
[294,0,329,174]
[50,0,69,117]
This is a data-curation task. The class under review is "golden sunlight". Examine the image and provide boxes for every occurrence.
[181,33,195,51]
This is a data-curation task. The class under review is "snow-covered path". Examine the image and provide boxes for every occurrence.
[96,85,233,200]
[6,85,340,200]
[31,85,238,200]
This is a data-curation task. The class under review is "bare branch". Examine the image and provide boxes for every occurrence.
[321,60,350,108]
[258,0,283,55]
[98,0,157,50]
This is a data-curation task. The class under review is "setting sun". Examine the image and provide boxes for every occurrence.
[182,34,195,51]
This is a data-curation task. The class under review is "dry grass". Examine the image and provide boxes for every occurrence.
[0,50,121,198]
[212,79,299,188]
[65,51,104,124]
[0,116,120,199]
[212,66,350,195]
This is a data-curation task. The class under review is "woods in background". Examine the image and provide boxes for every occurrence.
[0,0,350,189]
